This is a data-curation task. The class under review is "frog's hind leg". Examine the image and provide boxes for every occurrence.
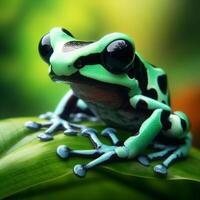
[150,142,168,150]
[154,132,192,175]
[153,111,192,175]
[138,110,192,175]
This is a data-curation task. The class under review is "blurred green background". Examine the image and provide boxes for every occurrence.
[1,1,200,199]
[0,0,200,119]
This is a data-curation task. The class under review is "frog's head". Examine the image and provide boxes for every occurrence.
[38,27,135,84]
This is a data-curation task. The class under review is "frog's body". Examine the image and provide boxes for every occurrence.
[26,27,192,177]
[58,71,149,131]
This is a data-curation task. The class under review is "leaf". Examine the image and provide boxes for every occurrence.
[0,117,200,200]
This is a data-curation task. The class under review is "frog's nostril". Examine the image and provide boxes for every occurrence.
[38,33,53,64]
[61,28,74,37]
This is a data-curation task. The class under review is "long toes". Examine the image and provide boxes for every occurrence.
[39,112,53,120]
[81,128,97,136]
[57,145,70,159]
[88,116,100,122]
[70,113,99,123]
[25,121,42,131]
[101,127,116,136]
[151,142,167,150]
[73,164,87,178]
[71,113,88,122]
[38,133,53,141]
[64,128,79,136]
[101,128,121,146]
[137,156,150,166]
[154,164,168,176]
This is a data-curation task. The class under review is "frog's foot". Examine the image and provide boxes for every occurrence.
[138,133,192,176]
[137,142,172,166]
[25,117,86,141]
[57,146,117,178]
[69,113,100,123]
[57,127,122,177]
[137,146,177,167]
[39,112,55,120]
[149,142,169,150]
[137,140,191,176]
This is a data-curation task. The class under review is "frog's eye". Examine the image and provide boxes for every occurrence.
[102,40,135,74]
[38,33,53,64]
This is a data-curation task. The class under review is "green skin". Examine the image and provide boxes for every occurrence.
[26,27,192,177]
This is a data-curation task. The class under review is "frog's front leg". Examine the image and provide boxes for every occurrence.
[25,90,96,141]
[57,108,164,177]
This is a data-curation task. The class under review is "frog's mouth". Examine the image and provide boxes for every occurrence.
[49,65,129,91]
[49,66,88,84]
[49,66,131,109]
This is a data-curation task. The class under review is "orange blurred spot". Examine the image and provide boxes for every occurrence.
[172,86,200,148]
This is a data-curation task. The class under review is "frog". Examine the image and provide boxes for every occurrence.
[25,27,192,178]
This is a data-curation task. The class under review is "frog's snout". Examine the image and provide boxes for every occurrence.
[38,33,53,65]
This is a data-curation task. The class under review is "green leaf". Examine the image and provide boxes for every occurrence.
[0,118,200,200]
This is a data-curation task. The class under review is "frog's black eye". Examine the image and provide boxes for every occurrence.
[38,33,53,64]
[62,28,74,37]
[102,40,135,74]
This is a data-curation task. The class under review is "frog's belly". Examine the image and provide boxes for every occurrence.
[86,102,150,132]
[69,80,151,132]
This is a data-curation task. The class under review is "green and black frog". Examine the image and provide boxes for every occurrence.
[25,27,192,177]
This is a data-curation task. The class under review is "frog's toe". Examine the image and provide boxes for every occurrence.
[81,128,103,149]
[70,113,88,122]
[39,112,54,120]
[73,164,87,178]
[38,133,53,141]
[101,128,120,146]
[70,113,100,123]
[154,164,167,176]
[25,121,42,131]
[57,145,71,159]
[137,156,150,166]
[81,128,97,136]
[64,128,79,136]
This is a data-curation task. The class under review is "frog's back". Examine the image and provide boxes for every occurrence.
[129,53,170,106]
